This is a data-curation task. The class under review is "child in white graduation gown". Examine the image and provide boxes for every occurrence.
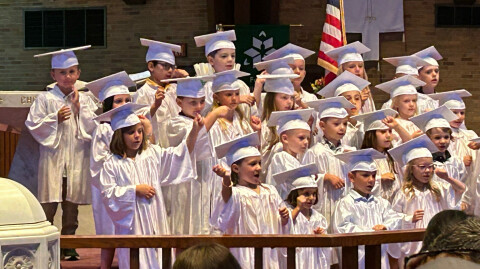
[301,97,355,228]
[273,164,331,269]
[26,46,97,260]
[316,71,371,148]
[355,109,412,201]
[98,103,200,269]
[159,76,231,235]
[194,30,255,118]
[134,39,187,145]
[387,135,461,267]
[212,133,289,269]
[265,108,314,198]
[325,41,376,113]
[381,54,439,113]
[333,149,404,269]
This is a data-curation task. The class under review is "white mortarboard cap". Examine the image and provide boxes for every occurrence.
[267,108,313,134]
[94,103,149,131]
[383,55,430,76]
[262,43,315,61]
[388,134,438,168]
[161,75,214,98]
[254,57,295,74]
[469,137,480,143]
[86,71,135,102]
[318,71,370,98]
[272,163,319,194]
[34,45,91,69]
[413,46,443,67]
[211,70,249,93]
[410,105,458,132]
[215,132,261,166]
[427,89,471,110]
[375,75,426,99]
[194,30,236,56]
[324,41,370,66]
[257,64,299,95]
[352,109,398,132]
[140,38,182,65]
[306,96,355,119]
[335,148,385,172]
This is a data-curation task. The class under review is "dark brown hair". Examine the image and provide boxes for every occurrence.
[361,129,397,173]
[109,124,148,158]
[173,243,241,269]
[285,188,319,208]
[426,127,453,141]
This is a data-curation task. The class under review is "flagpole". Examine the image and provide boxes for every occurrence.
[339,0,347,45]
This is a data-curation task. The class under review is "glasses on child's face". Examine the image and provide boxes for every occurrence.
[158,62,176,71]
[413,164,436,172]
[404,248,480,268]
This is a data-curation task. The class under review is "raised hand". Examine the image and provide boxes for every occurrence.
[136,184,156,199]
[57,106,72,123]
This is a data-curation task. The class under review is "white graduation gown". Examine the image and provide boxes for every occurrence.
[375,157,401,203]
[288,207,331,269]
[266,151,301,199]
[217,184,287,269]
[433,154,467,207]
[161,115,213,235]
[387,180,459,261]
[133,82,180,145]
[25,85,98,204]
[342,121,364,148]
[100,142,194,269]
[260,120,283,182]
[333,190,404,269]
[381,93,438,114]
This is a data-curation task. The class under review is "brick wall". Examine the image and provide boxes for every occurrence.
[0,0,210,91]
[280,0,480,131]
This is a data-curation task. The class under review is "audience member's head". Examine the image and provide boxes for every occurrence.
[173,243,241,269]
[421,210,470,251]
[405,216,480,268]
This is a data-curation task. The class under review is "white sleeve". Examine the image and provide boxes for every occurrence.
[151,143,195,186]
[25,94,61,149]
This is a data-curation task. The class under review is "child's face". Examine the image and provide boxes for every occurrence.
[233,156,261,186]
[208,48,236,72]
[213,90,239,110]
[123,123,143,152]
[289,59,306,88]
[274,93,294,111]
[375,129,393,150]
[320,117,348,142]
[50,66,80,91]
[148,61,174,82]
[411,157,434,184]
[341,91,362,116]
[281,129,310,155]
[112,94,132,109]
[177,97,206,117]
[428,128,451,152]
[393,94,417,119]
[418,66,439,89]
[342,61,365,78]
[297,187,317,208]
[349,170,377,196]
[450,109,465,129]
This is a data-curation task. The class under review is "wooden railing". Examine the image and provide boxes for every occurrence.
[61,229,425,269]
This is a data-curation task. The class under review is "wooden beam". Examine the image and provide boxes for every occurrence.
[365,244,382,269]
[254,247,262,269]
[342,246,358,269]
[130,248,140,269]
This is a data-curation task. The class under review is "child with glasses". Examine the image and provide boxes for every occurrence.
[387,135,461,268]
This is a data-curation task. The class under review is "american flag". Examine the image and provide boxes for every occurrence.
[317,0,347,84]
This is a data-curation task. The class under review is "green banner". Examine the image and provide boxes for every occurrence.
[234,24,290,87]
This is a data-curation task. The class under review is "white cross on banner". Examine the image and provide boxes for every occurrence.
[344,0,404,61]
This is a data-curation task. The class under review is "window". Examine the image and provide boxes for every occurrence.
[435,4,480,27]
[24,7,106,48]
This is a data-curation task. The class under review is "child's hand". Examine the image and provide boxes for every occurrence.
[412,130,423,139]
[381,172,395,182]
[296,195,309,210]
[412,209,424,223]
[461,202,470,212]
[70,87,80,113]
[254,71,267,88]
[361,87,370,102]
[136,184,156,199]
[212,164,229,178]
[372,224,387,231]
[57,106,72,123]
[325,173,345,189]
[279,207,289,225]
[464,155,473,167]
[468,141,480,150]
[313,227,325,234]
[435,167,449,180]
[172,68,189,79]
[213,105,232,119]
[294,91,302,106]
[250,116,262,132]
[191,114,205,133]
[240,95,256,106]
[153,88,165,108]
[138,115,152,136]
[381,116,398,129]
